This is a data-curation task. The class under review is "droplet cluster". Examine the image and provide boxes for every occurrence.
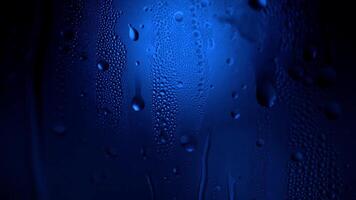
[96,0,126,128]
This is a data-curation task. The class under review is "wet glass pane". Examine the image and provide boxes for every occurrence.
[1,0,356,199]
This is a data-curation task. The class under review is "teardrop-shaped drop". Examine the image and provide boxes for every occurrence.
[128,24,139,41]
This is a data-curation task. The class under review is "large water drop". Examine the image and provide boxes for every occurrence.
[128,24,139,41]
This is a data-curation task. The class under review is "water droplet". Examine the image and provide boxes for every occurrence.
[316,67,336,88]
[174,11,184,22]
[256,138,265,147]
[207,38,215,49]
[60,30,74,41]
[79,53,87,61]
[291,151,304,162]
[105,147,118,158]
[230,111,241,120]
[80,91,86,98]
[135,61,140,66]
[303,46,318,62]
[177,81,184,88]
[192,30,201,39]
[324,102,341,120]
[52,123,67,136]
[226,57,234,66]
[97,60,109,71]
[180,135,197,153]
[131,96,145,111]
[288,65,305,81]
[159,90,166,96]
[256,81,277,108]
[140,147,147,160]
[232,91,239,99]
[159,134,167,144]
[172,167,179,175]
[249,0,267,9]
[201,0,209,7]
[128,24,139,41]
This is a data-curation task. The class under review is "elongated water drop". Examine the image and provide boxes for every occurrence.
[128,24,139,41]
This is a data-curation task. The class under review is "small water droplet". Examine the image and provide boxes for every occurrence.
[288,65,305,81]
[256,138,265,147]
[79,53,87,61]
[52,123,67,136]
[215,185,222,191]
[192,30,201,39]
[303,46,318,62]
[102,108,111,116]
[80,91,86,98]
[180,135,197,153]
[135,61,140,66]
[128,24,139,41]
[291,151,304,162]
[159,134,167,144]
[172,167,179,175]
[316,67,336,88]
[201,0,209,7]
[249,0,267,9]
[60,30,74,41]
[226,57,234,66]
[177,81,184,88]
[230,111,241,120]
[97,60,109,71]
[232,91,239,99]
[256,81,277,108]
[159,90,166,96]
[140,147,147,160]
[174,11,184,22]
[105,147,118,159]
[324,102,341,120]
[207,38,215,49]
[131,96,145,111]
